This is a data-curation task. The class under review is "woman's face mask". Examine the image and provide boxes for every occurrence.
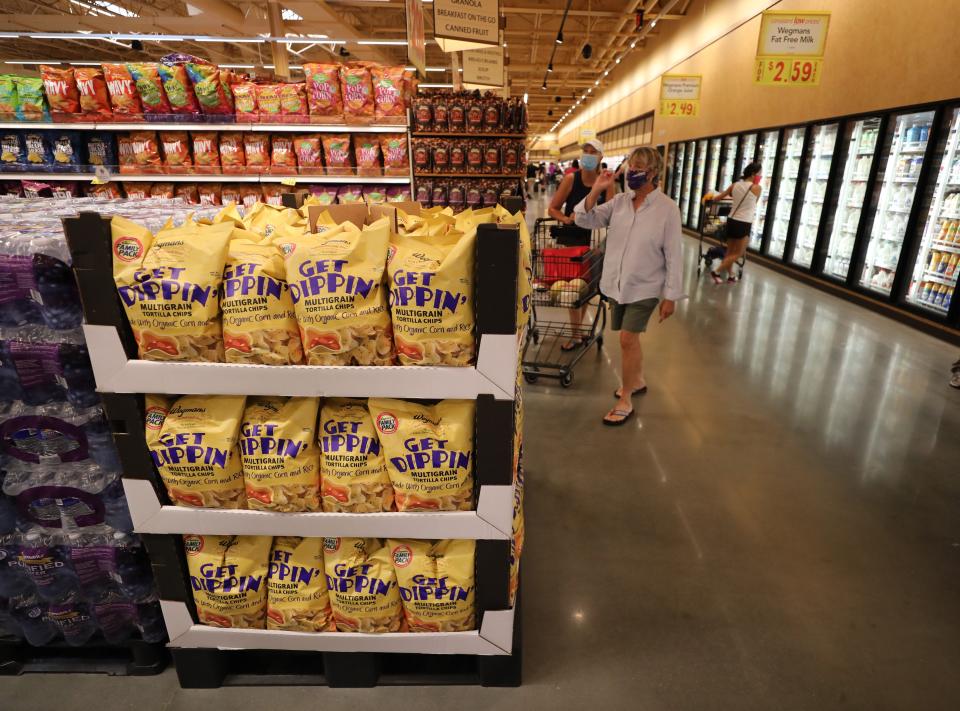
[580,153,600,171]
[626,168,652,190]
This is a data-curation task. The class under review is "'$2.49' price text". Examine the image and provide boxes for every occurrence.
[660,100,699,117]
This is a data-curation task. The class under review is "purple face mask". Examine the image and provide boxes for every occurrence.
[626,170,650,190]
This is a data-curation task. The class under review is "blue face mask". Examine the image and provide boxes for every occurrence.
[580,153,599,171]
[626,170,649,190]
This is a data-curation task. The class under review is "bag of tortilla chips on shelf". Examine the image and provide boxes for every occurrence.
[367,398,475,511]
[323,537,404,633]
[185,534,270,628]
[319,398,394,513]
[282,218,394,365]
[112,216,232,361]
[239,397,320,512]
[146,394,247,508]
[388,539,476,632]
[266,536,334,632]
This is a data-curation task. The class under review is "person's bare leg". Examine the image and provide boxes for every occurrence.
[563,304,587,349]
[607,330,643,421]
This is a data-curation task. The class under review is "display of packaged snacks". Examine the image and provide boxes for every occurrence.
[0,76,18,119]
[432,140,450,172]
[222,235,304,365]
[157,63,200,115]
[339,64,375,120]
[323,537,403,632]
[388,539,475,631]
[363,185,387,204]
[414,180,431,206]
[191,131,220,174]
[174,183,200,204]
[185,534,270,628]
[307,184,338,205]
[126,63,172,115]
[74,67,112,120]
[116,136,135,174]
[367,399,475,511]
[127,131,163,174]
[483,97,501,131]
[381,134,409,176]
[413,139,431,173]
[159,131,192,170]
[449,144,466,173]
[218,133,245,174]
[483,141,501,174]
[318,399,394,513]
[432,96,448,133]
[231,83,258,121]
[13,78,46,122]
[150,182,174,199]
[371,66,406,121]
[256,84,282,122]
[121,182,150,199]
[243,133,270,174]
[239,397,320,511]
[293,135,322,174]
[266,536,334,631]
[185,64,233,116]
[85,134,117,168]
[466,141,483,173]
[431,181,447,208]
[111,216,233,361]
[414,96,432,133]
[146,394,247,508]
[102,64,142,116]
[270,135,296,173]
[40,66,81,117]
[303,64,343,119]
[48,131,83,173]
[279,83,309,121]
[354,135,382,176]
[23,132,52,168]
[198,183,222,205]
[337,184,364,204]
[322,134,353,175]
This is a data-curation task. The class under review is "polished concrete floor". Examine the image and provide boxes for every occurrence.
[2,194,959,710]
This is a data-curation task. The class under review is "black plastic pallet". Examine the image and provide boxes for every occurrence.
[0,637,168,676]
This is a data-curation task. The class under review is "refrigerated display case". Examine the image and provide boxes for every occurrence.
[750,130,780,250]
[740,133,758,175]
[706,137,722,193]
[907,107,960,314]
[791,123,840,268]
[860,110,936,294]
[766,127,805,259]
[666,144,678,196]
[824,118,881,280]
[720,135,739,189]
[690,138,708,229]
[671,142,685,203]
[680,140,695,224]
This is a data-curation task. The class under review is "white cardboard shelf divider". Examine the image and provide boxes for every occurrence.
[160,600,514,655]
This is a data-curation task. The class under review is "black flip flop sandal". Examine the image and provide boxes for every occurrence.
[602,408,634,426]
[613,386,648,398]
[561,338,588,352]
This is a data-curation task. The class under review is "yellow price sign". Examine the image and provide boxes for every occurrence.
[90,176,108,185]
[754,57,822,86]
[659,99,699,117]
[280,177,297,187]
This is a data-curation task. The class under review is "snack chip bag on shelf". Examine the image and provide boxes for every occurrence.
[150,182,174,199]
[116,136,135,173]
[127,130,164,174]
[380,134,409,177]
[323,537,404,632]
[293,135,322,174]
[147,393,247,508]
[240,184,263,208]
[159,131,192,171]
[354,135,382,176]
[102,63,143,116]
[270,135,297,173]
[266,536,334,632]
[321,134,353,175]
[219,132,246,174]
[240,397,320,511]
[244,133,270,174]
[280,83,309,121]
[74,67,112,119]
[126,63,172,115]
[112,216,233,361]
[198,183,222,205]
[281,218,393,365]
[221,184,242,206]
[119,182,149,199]
[386,222,476,366]
[222,233,304,365]
[337,184,364,204]
[307,184,338,205]
[302,63,343,119]
[175,183,200,204]
[339,63,375,120]
[185,534,270,628]
[23,131,53,167]
[185,64,234,115]
[261,184,284,206]
[85,134,117,168]
[157,63,200,115]
[40,65,81,116]
[13,77,46,121]
[371,66,406,121]
[231,83,258,121]
[363,186,386,205]
[49,131,84,173]
[191,131,220,174]
[0,75,17,118]
[255,84,282,122]
[318,398,395,513]
[86,181,121,198]
[388,539,476,632]
[386,185,412,202]
[367,399,475,511]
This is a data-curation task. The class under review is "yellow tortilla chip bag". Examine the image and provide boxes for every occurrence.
[266,536,335,632]
[222,232,304,365]
[387,224,475,365]
[112,217,233,361]
[388,539,476,632]
[284,218,394,365]
[243,201,305,238]
[367,399,474,511]
[323,537,404,633]
[318,398,394,513]
[239,397,320,512]
[147,394,247,508]
[185,534,270,628]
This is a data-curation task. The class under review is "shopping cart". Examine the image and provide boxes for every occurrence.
[522,217,606,388]
[697,198,746,278]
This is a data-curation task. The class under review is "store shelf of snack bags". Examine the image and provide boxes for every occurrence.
[62,195,527,686]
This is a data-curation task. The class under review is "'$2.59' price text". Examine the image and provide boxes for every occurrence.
[755,58,822,85]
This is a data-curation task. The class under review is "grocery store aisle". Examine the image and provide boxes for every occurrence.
[3,193,960,711]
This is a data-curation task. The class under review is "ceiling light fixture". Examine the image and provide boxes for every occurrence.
[547,62,553,72]
[523,92,528,104]
[419,83,454,88]
[616,57,622,64]
[556,31,563,45]
[651,20,658,28]
[630,41,637,49]
[594,80,599,86]
[357,40,408,46]
[541,81,547,89]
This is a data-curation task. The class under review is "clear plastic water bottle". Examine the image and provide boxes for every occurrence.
[115,534,157,602]
[0,540,34,598]
[20,532,80,603]
[47,598,98,646]
[136,600,168,643]
[11,595,58,646]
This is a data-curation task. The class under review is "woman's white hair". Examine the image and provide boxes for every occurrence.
[627,146,663,174]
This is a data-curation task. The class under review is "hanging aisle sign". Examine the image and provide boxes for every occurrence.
[462,45,504,87]
[658,75,701,117]
[754,11,830,86]
[434,0,500,52]
[405,0,426,77]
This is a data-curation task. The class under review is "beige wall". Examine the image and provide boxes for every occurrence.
[542,0,960,150]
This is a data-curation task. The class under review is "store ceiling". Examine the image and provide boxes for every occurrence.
[0,0,692,139]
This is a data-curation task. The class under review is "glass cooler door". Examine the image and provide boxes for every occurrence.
[706,137,722,193]
[792,123,840,268]
[719,135,739,189]
[690,138,708,229]
[671,142,685,203]
[680,140,695,225]
[750,130,780,250]
[766,127,805,260]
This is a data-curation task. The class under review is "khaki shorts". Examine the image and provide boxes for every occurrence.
[608,297,659,333]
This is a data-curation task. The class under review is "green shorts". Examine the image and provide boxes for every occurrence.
[608,297,659,333]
